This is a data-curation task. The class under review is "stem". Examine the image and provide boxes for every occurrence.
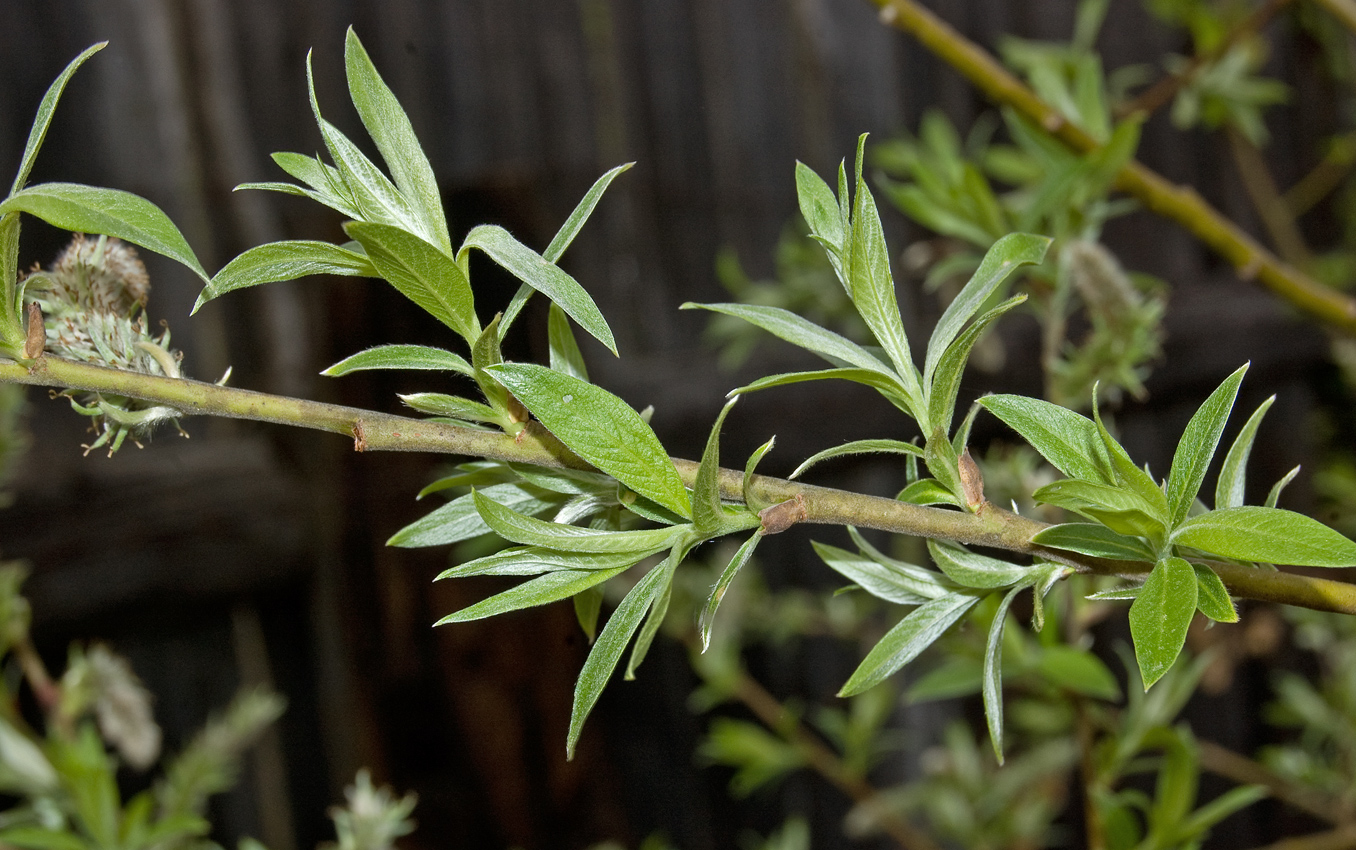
[1197,739,1350,825]
[869,0,1356,336]
[1313,0,1356,37]
[1247,827,1356,850]
[1286,131,1356,217]
[1226,124,1314,269]
[6,355,1356,614]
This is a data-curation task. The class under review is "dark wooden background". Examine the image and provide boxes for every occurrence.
[0,0,1343,847]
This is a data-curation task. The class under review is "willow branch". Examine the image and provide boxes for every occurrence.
[1197,739,1350,825]
[7,355,1356,615]
[1227,124,1315,269]
[869,0,1356,336]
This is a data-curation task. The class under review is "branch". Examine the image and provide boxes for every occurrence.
[869,0,1356,336]
[6,355,1356,615]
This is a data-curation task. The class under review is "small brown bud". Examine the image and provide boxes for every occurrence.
[958,449,985,512]
[758,493,807,535]
[352,419,368,452]
[23,302,44,359]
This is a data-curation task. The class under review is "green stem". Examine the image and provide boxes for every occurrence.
[869,0,1356,336]
[7,354,1356,614]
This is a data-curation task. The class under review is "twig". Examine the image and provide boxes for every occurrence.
[1197,738,1350,825]
[1226,124,1315,269]
[1312,0,1356,38]
[4,355,1356,615]
[1247,826,1356,850]
[868,0,1356,335]
[1286,132,1356,217]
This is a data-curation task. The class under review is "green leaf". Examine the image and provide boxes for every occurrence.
[10,43,106,197]
[387,482,558,548]
[812,541,946,604]
[344,221,479,342]
[0,827,90,850]
[0,183,207,280]
[1215,394,1274,510]
[437,563,633,623]
[0,213,20,356]
[1192,564,1238,623]
[896,478,962,507]
[1172,506,1356,567]
[343,27,451,253]
[1035,645,1121,700]
[627,546,684,678]
[574,585,604,642]
[489,364,692,518]
[568,562,669,758]
[985,579,1036,763]
[196,240,376,311]
[926,294,1027,436]
[694,398,739,535]
[924,233,1050,388]
[795,160,845,257]
[1129,557,1198,689]
[399,393,501,424]
[257,152,362,218]
[730,368,913,412]
[1176,784,1267,839]
[700,532,763,650]
[1266,465,1301,508]
[508,464,615,497]
[906,656,983,703]
[1166,364,1247,525]
[1033,479,1166,539]
[979,395,1112,483]
[548,303,589,381]
[545,163,633,263]
[743,435,777,513]
[681,302,890,373]
[322,344,473,377]
[473,490,683,553]
[928,540,1034,589]
[439,546,645,579]
[1031,523,1156,561]
[1092,397,1170,518]
[790,439,922,480]
[461,225,616,355]
[839,593,979,696]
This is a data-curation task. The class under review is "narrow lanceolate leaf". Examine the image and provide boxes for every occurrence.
[694,398,739,535]
[1031,523,1156,561]
[1173,506,1356,567]
[344,27,451,253]
[322,344,473,377]
[928,541,1033,590]
[319,114,424,234]
[1266,465,1301,508]
[1033,479,1166,540]
[812,541,944,604]
[795,160,845,258]
[260,152,362,219]
[743,436,777,513]
[1215,395,1275,510]
[627,546,685,678]
[924,233,1050,388]
[473,490,682,554]
[1129,557,1198,689]
[489,364,692,518]
[548,303,589,380]
[344,221,479,342]
[387,483,558,548]
[730,368,912,412]
[197,240,377,310]
[790,439,922,480]
[461,225,616,355]
[681,302,890,373]
[568,563,668,759]
[1092,398,1169,517]
[1166,364,1248,525]
[545,163,634,263]
[700,533,763,650]
[11,43,106,196]
[438,546,643,578]
[437,564,633,624]
[399,393,501,424]
[979,395,1111,483]
[0,214,20,354]
[926,295,1026,436]
[1192,564,1238,623]
[0,184,207,280]
[985,579,1036,763]
[839,593,979,696]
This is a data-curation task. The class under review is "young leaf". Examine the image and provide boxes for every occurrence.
[926,294,1026,436]
[438,546,644,579]
[742,435,776,513]
[387,482,559,548]
[548,303,589,381]
[0,183,208,281]
[681,302,893,373]
[897,478,962,507]
[1166,364,1247,525]
[344,221,479,342]
[729,367,913,413]
[694,398,739,535]
[1172,506,1356,567]
[626,546,684,678]
[1215,395,1275,510]
[789,439,922,480]
[436,564,633,624]
[257,152,362,219]
[488,364,692,518]
[811,541,946,604]
[1265,465,1301,508]
[1035,645,1121,701]
[473,490,683,554]
[1192,564,1238,623]
[1032,523,1156,561]
[839,593,979,696]
[568,562,669,759]
[461,225,616,355]
[574,585,604,643]
[928,541,1034,589]
[700,532,763,651]
[545,163,634,263]
[1033,478,1166,539]
[985,579,1037,763]
[979,395,1112,483]
[923,233,1051,388]
[196,240,377,311]
[322,344,473,377]
[399,393,502,424]
[343,27,451,253]
[1092,397,1170,518]
[1129,557,1198,689]
[0,214,20,355]
[10,43,106,196]
[795,160,846,259]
